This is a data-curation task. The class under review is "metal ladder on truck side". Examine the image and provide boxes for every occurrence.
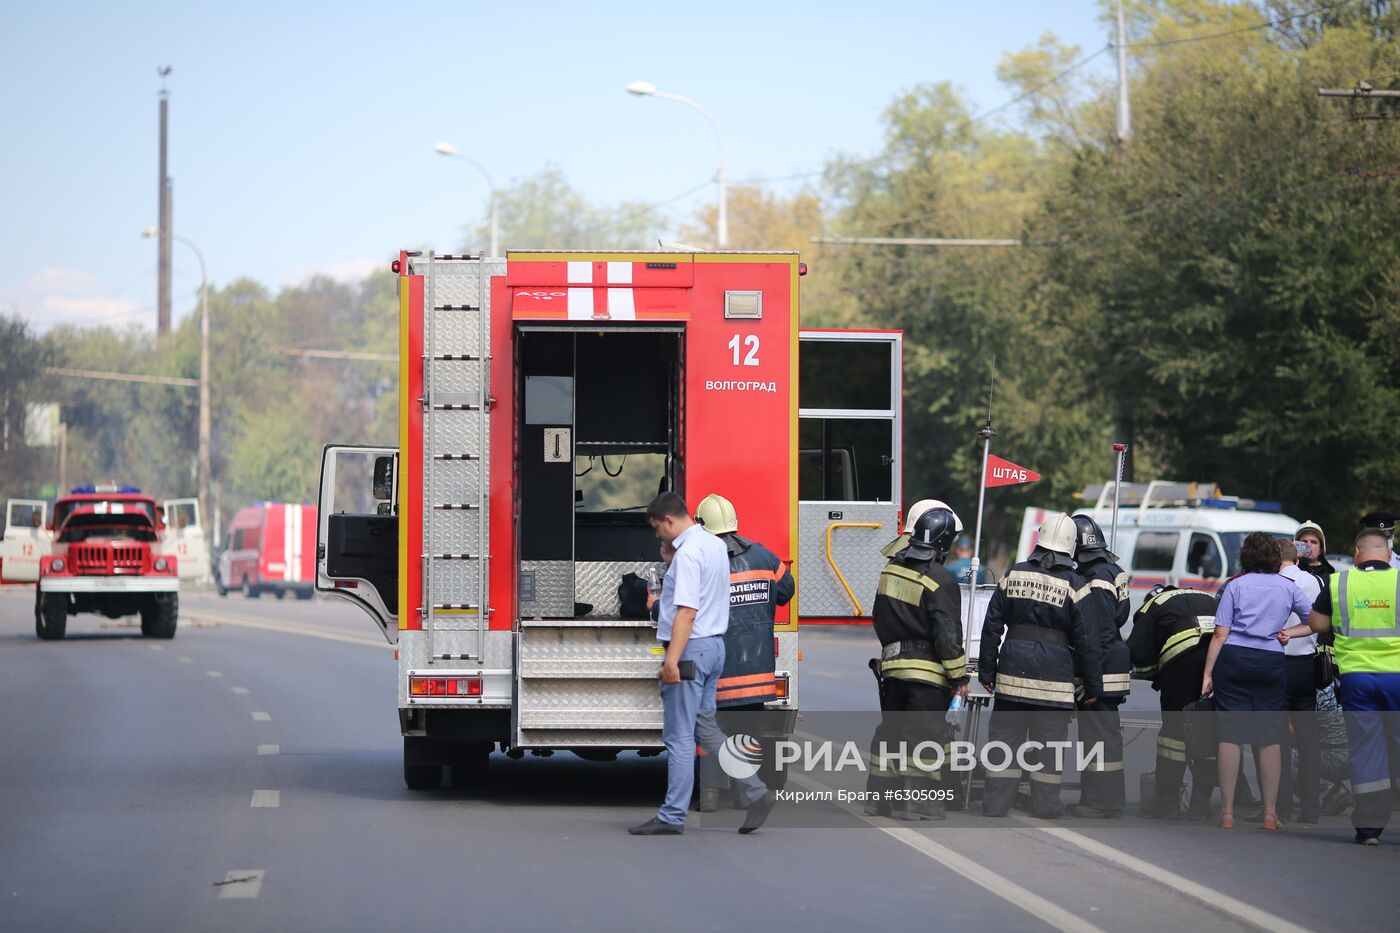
[420,254,498,663]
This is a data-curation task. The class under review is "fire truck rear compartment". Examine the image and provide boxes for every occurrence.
[514,326,681,747]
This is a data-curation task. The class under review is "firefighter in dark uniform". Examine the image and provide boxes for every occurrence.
[866,502,969,821]
[1068,514,1132,818]
[693,494,795,812]
[1127,584,1219,819]
[980,512,1102,819]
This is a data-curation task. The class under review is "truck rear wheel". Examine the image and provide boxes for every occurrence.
[404,764,443,790]
[449,744,492,789]
[35,593,67,641]
[140,594,179,639]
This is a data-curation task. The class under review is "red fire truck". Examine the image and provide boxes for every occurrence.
[1,486,206,640]
[317,250,902,789]
[216,502,316,599]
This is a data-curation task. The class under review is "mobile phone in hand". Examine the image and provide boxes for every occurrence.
[678,660,696,681]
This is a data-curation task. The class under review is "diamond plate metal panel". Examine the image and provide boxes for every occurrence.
[429,506,482,553]
[519,560,573,617]
[518,678,662,715]
[396,630,516,705]
[574,560,658,617]
[519,659,659,678]
[430,308,485,361]
[775,630,800,709]
[519,624,659,661]
[516,730,663,748]
[797,502,899,618]
[427,411,483,459]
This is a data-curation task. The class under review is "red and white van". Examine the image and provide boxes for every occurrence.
[217,503,316,599]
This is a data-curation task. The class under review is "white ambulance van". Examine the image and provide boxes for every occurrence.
[1017,481,1301,615]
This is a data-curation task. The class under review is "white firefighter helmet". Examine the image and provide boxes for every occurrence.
[1037,512,1078,557]
[695,493,739,535]
[904,499,964,536]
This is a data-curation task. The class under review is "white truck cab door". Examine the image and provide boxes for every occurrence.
[316,445,398,644]
[160,498,208,581]
[1,500,52,583]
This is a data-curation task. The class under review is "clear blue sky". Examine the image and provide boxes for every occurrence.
[0,0,1110,332]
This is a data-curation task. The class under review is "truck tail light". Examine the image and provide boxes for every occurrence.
[410,676,484,697]
[333,580,357,589]
[774,637,780,658]
[774,675,790,700]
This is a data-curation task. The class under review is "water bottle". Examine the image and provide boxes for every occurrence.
[946,694,964,725]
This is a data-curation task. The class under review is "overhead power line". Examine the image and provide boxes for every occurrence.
[810,236,1021,248]
[45,366,197,388]
[1129,0,1358,48]
[278,348,396,363]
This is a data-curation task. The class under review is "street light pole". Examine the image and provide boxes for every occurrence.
[143,228,210,535]
[626,82,727,248]
[433,142,498,257]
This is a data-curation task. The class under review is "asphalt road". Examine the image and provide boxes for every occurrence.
[2,588,1396,933]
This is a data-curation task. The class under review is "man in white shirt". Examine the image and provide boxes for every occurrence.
[1279,538,1323,822]
[629,491,774,835]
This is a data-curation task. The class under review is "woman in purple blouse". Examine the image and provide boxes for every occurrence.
[1201,532,1313,830]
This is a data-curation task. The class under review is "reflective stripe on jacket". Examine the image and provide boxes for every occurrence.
[716,536,794,708]
[872,553,967,690]
[1330,567,1400,675]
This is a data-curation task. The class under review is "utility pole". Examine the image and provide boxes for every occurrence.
[1115,0,1132,146]
[157,66,173,337]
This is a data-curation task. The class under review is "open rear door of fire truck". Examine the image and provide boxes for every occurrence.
[796,330,902,621]
[1,499,51,583]
[316,445,399,643]
[159,497,208,581]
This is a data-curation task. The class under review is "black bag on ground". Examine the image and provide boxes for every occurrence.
[618,572,650,619]
[1182,695,1217,761]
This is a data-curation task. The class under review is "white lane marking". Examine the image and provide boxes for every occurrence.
[257,745,280,756]
[148,645,165,651]
[1029,825,1313,933]
[185,610,383,649]
[206,670,223,678]
[250,790,280,808]
[786,772,1105,933]
[178,656,193,663]
[251,711,271,722]
[216,870,264,899]
[231,687,251,695]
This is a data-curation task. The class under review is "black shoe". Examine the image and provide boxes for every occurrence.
[628,817,682,836]
[1355,831,1381,846]
[739,791,775,834]
[1067,804,1122,819]
[1028,808,1065,820]
[697,789,720,813]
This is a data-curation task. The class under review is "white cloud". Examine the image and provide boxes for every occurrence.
[1,266,149,331]
[279,255,388,288]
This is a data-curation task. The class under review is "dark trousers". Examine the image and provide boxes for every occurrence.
[1077,697,1125,811]
[1277,654,1321,819]
[1338,672,1400,840]
[867,677,952,808]
[1157,653,1215,812]
[982,698,1071,818]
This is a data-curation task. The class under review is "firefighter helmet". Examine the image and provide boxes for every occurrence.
[695,493,739,535]
[905,506,962,561]
[1071,513,1117,561]
[1036,512,1078,557]
[904,499,963,536]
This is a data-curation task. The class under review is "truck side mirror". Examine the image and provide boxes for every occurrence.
[373,456,395,501]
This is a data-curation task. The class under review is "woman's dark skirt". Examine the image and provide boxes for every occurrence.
[1213,644,1287,746]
